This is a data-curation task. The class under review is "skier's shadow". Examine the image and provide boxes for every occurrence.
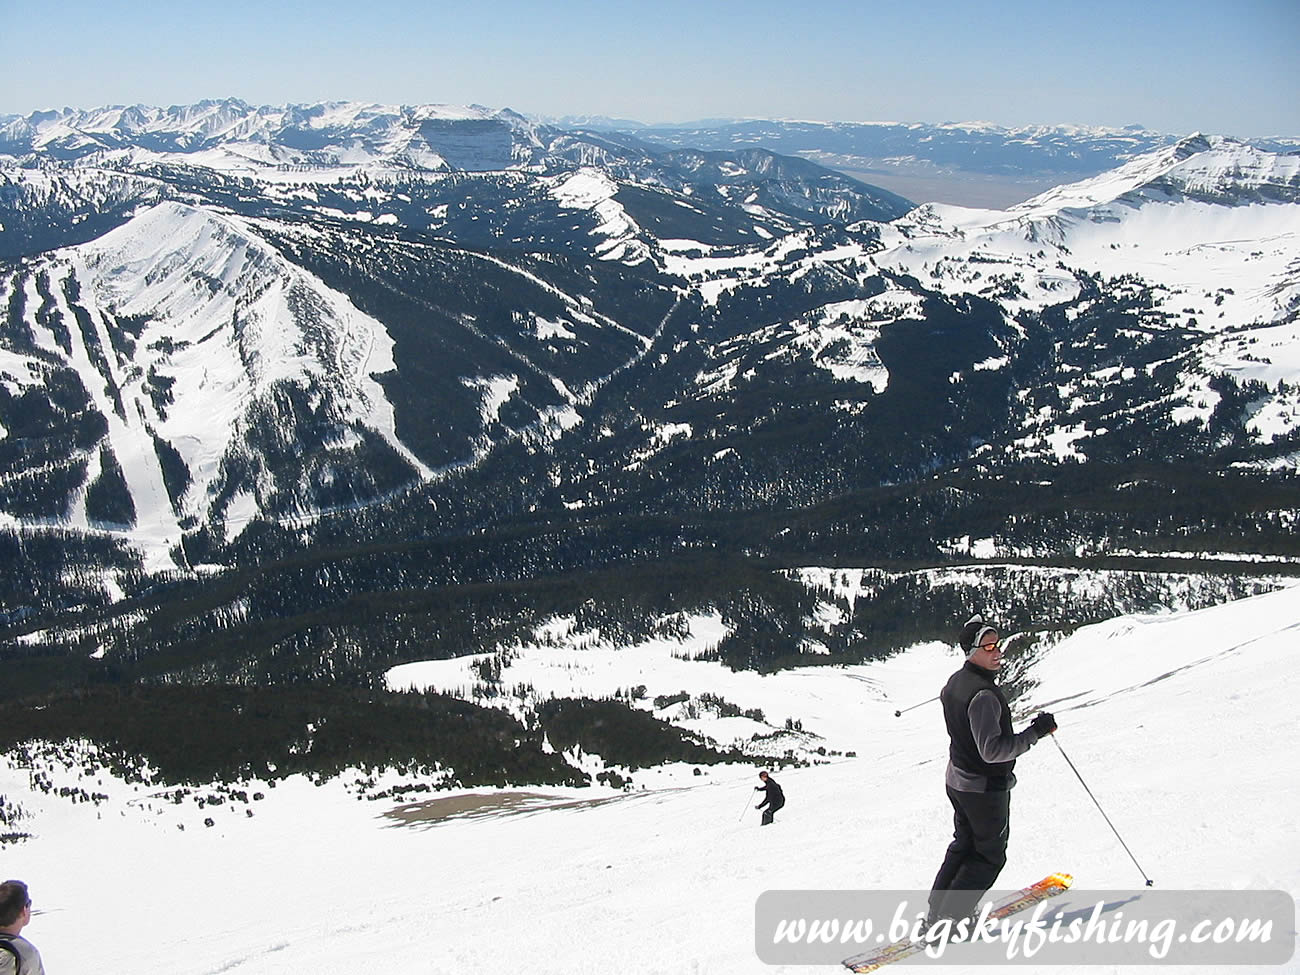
[1055,894,1143,923]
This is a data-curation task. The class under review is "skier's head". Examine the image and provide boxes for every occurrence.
[968,626,1002,670]
[0,879,31,931]
[959,614,985,653]
[758,771,769,781]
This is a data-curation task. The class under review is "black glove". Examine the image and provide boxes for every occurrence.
[1030,712,1057,738]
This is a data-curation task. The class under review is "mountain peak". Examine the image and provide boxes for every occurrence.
[1173,132,1214,157]
[1012,134,1299,215]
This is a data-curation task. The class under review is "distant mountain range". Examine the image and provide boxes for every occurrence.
[10,100,1297,208]
[609,117,1300,208]
[0,100,913,265]
[1,98,1298,712]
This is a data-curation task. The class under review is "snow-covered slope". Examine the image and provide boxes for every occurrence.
[873,136,1299,332]
[659,135,1300,466]
[1014,134,1300,211]
[873,137,1300,449]
[3,585,1297,973]
[0,201,426,563]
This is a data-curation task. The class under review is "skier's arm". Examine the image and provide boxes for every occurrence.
[968,690,1039,763]
[755,785,770,808]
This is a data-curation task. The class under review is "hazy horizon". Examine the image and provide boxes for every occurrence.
[2,0,1297,141]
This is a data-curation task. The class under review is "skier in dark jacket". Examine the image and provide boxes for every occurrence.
[754,770,785,825]
[926,622,1055,926]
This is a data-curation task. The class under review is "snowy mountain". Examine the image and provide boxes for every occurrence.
[1,201,429,564]
[631,135,1300,483]
[0,114,1295,608]
[0,99,536,171]
[1012,133,1300,209]
[862,135,1300,461]
[0,99,910,223]
[0,100,917,570]
[627,117,1300,207]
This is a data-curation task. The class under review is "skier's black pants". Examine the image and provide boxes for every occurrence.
[928,785,1010,920]
[761,800,784,826]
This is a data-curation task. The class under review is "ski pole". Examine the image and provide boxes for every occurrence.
[738,784,755,822]
[894,695,938,717]
[1051,735,1154,886]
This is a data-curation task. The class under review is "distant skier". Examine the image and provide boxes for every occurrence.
[754,770,785,825]
[926,621,1055,928]
[0,879,45,975]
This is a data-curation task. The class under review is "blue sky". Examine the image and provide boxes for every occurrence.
[2,0,1296,136]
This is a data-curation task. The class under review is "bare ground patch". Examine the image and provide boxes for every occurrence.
[383,789,633,827]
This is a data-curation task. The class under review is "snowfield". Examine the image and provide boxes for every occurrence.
[3,584,1299,973]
